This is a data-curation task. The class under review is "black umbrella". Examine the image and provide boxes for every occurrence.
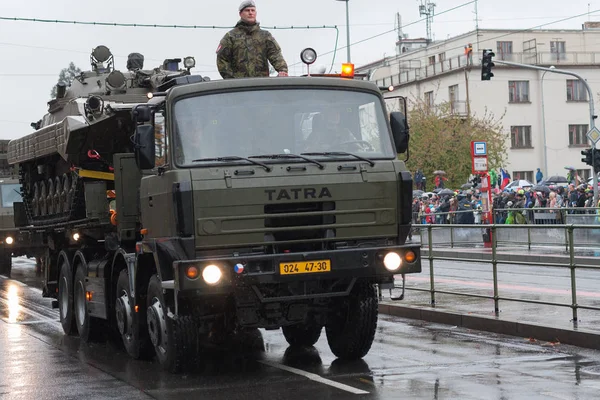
[413,190,424,198]
[461,183,473,189]
[438,188,455,196]
[432,188,442,193]
[532,185,551,193]
[544,175,568,184]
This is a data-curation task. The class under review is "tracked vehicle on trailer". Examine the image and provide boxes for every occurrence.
[9,47,420,372]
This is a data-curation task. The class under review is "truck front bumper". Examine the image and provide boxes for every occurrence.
[172,244,421,294]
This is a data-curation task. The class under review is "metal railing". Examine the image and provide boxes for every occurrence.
[404,222,600,329]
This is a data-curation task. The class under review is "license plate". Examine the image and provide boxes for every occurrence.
[279,260,331,275]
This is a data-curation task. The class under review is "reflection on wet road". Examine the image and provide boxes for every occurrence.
[2,258,600,399]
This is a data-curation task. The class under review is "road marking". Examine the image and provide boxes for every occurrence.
[260,360,369,395]
[540,392,575,400]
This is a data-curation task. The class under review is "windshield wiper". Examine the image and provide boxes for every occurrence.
[301,152,375,167]
[249,154,325,169]
[191,156,271,172]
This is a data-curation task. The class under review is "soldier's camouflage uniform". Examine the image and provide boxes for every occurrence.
[217,20,288,79]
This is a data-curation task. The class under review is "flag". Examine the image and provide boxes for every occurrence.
[500,168,510,189]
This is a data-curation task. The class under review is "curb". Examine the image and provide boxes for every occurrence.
[379,303,600,350]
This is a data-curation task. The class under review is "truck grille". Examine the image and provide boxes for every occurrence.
[264,201,335,252]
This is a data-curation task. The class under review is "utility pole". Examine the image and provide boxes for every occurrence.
[474,0,480,52]
[493,59,598,205]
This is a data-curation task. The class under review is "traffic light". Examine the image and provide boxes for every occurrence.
[481,49,495,81]
[594,148,600,173]
[581,148,593,166]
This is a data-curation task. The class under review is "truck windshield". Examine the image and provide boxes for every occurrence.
[0,184,22,208]
[172,89,396,166]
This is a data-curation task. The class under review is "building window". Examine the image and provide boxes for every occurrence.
[569,124,589,146]
[513,171,534,182]
[438,53,446,62]
[508,81,530,103]
[511,126,532,148]
[424,91,434,110]
[566,80,587,101]
[550,41,566,60]
[428,55,436,65]
[449,84,459,104]
[496,41,513,58]
[577,169,591,182]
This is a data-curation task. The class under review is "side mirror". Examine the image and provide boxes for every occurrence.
[390,111,409,154]
[133,105,152,123]
[134,124,155,169]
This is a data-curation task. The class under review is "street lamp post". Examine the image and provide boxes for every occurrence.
[540,66,555,177]
[336,0,351,63]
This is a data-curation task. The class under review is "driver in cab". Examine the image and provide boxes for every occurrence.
[305,108,358,151]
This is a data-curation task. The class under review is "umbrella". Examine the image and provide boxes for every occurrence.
[413,190,424,198]
[438,188,455,196]
[461,183,473,189]
[532,185,551,193]
[544,175,568,183]
[433,170,446,175]
[564,166,576,170]
[432,188,442,193]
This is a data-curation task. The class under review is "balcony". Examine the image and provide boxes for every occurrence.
[375,51,600,88]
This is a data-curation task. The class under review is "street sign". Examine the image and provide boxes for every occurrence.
[473,157,488,172]
[587,126,600,145]
[473,142,487,156]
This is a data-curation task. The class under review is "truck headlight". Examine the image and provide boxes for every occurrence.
[202,265,222,285]
[383,252,402,272]
[5,236,13,245]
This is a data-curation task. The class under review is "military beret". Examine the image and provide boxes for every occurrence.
[239,0,256,11]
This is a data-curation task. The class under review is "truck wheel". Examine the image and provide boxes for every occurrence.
[325,281,378,360]
[58,258,77,335]
[146,275,200,373]
[282,323,322,347]
[0,249,12,277]
[73,266,99,342]
[116,269,151,359]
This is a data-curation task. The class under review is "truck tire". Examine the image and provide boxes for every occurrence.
[73,266,99,342]
[282,323,322,347]
[116,269,151,359]
[0,249,12,277]
[325,281,378,360]
[146,275,200,373]
[58,258,77,335]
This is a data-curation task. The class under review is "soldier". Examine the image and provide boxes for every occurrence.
[216,0,289,79]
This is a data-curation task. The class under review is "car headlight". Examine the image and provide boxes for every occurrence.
[202,265,222,285]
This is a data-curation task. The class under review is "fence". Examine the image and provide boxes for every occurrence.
[404,223,600,329]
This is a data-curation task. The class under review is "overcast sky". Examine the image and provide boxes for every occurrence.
[0,0,599,139]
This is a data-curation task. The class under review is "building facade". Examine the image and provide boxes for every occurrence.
[357,25,600,183]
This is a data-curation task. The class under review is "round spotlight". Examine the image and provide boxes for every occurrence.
[183,56,196,69]
[300,48,318,65]
[146,92,154,99]
[186,265,200,280]
[383,252,402,272]
[72,233,80,241]
[5,236,13,245]
[388,85,395,92]
[202,265,222,285]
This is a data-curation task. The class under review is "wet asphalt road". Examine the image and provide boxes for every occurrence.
[3,258,600,399]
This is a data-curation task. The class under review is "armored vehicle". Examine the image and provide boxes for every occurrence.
[9,48,420,373]
[8,45,200,227]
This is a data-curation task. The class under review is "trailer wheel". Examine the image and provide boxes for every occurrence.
[147,275,200,373]
[282,322,322,347]
[325,281,378,360]
[0,249,11,277]
[58,258,77,335]
[116,269,151,359]
[73,266,99,342]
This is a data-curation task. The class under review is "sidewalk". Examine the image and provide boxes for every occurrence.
[378,243,600,351]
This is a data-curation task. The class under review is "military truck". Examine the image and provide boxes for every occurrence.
[0,140,43,276]
[8,47,420,373]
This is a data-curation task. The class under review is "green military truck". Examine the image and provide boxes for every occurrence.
[0,140,42,276]
[8,47,420,372]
